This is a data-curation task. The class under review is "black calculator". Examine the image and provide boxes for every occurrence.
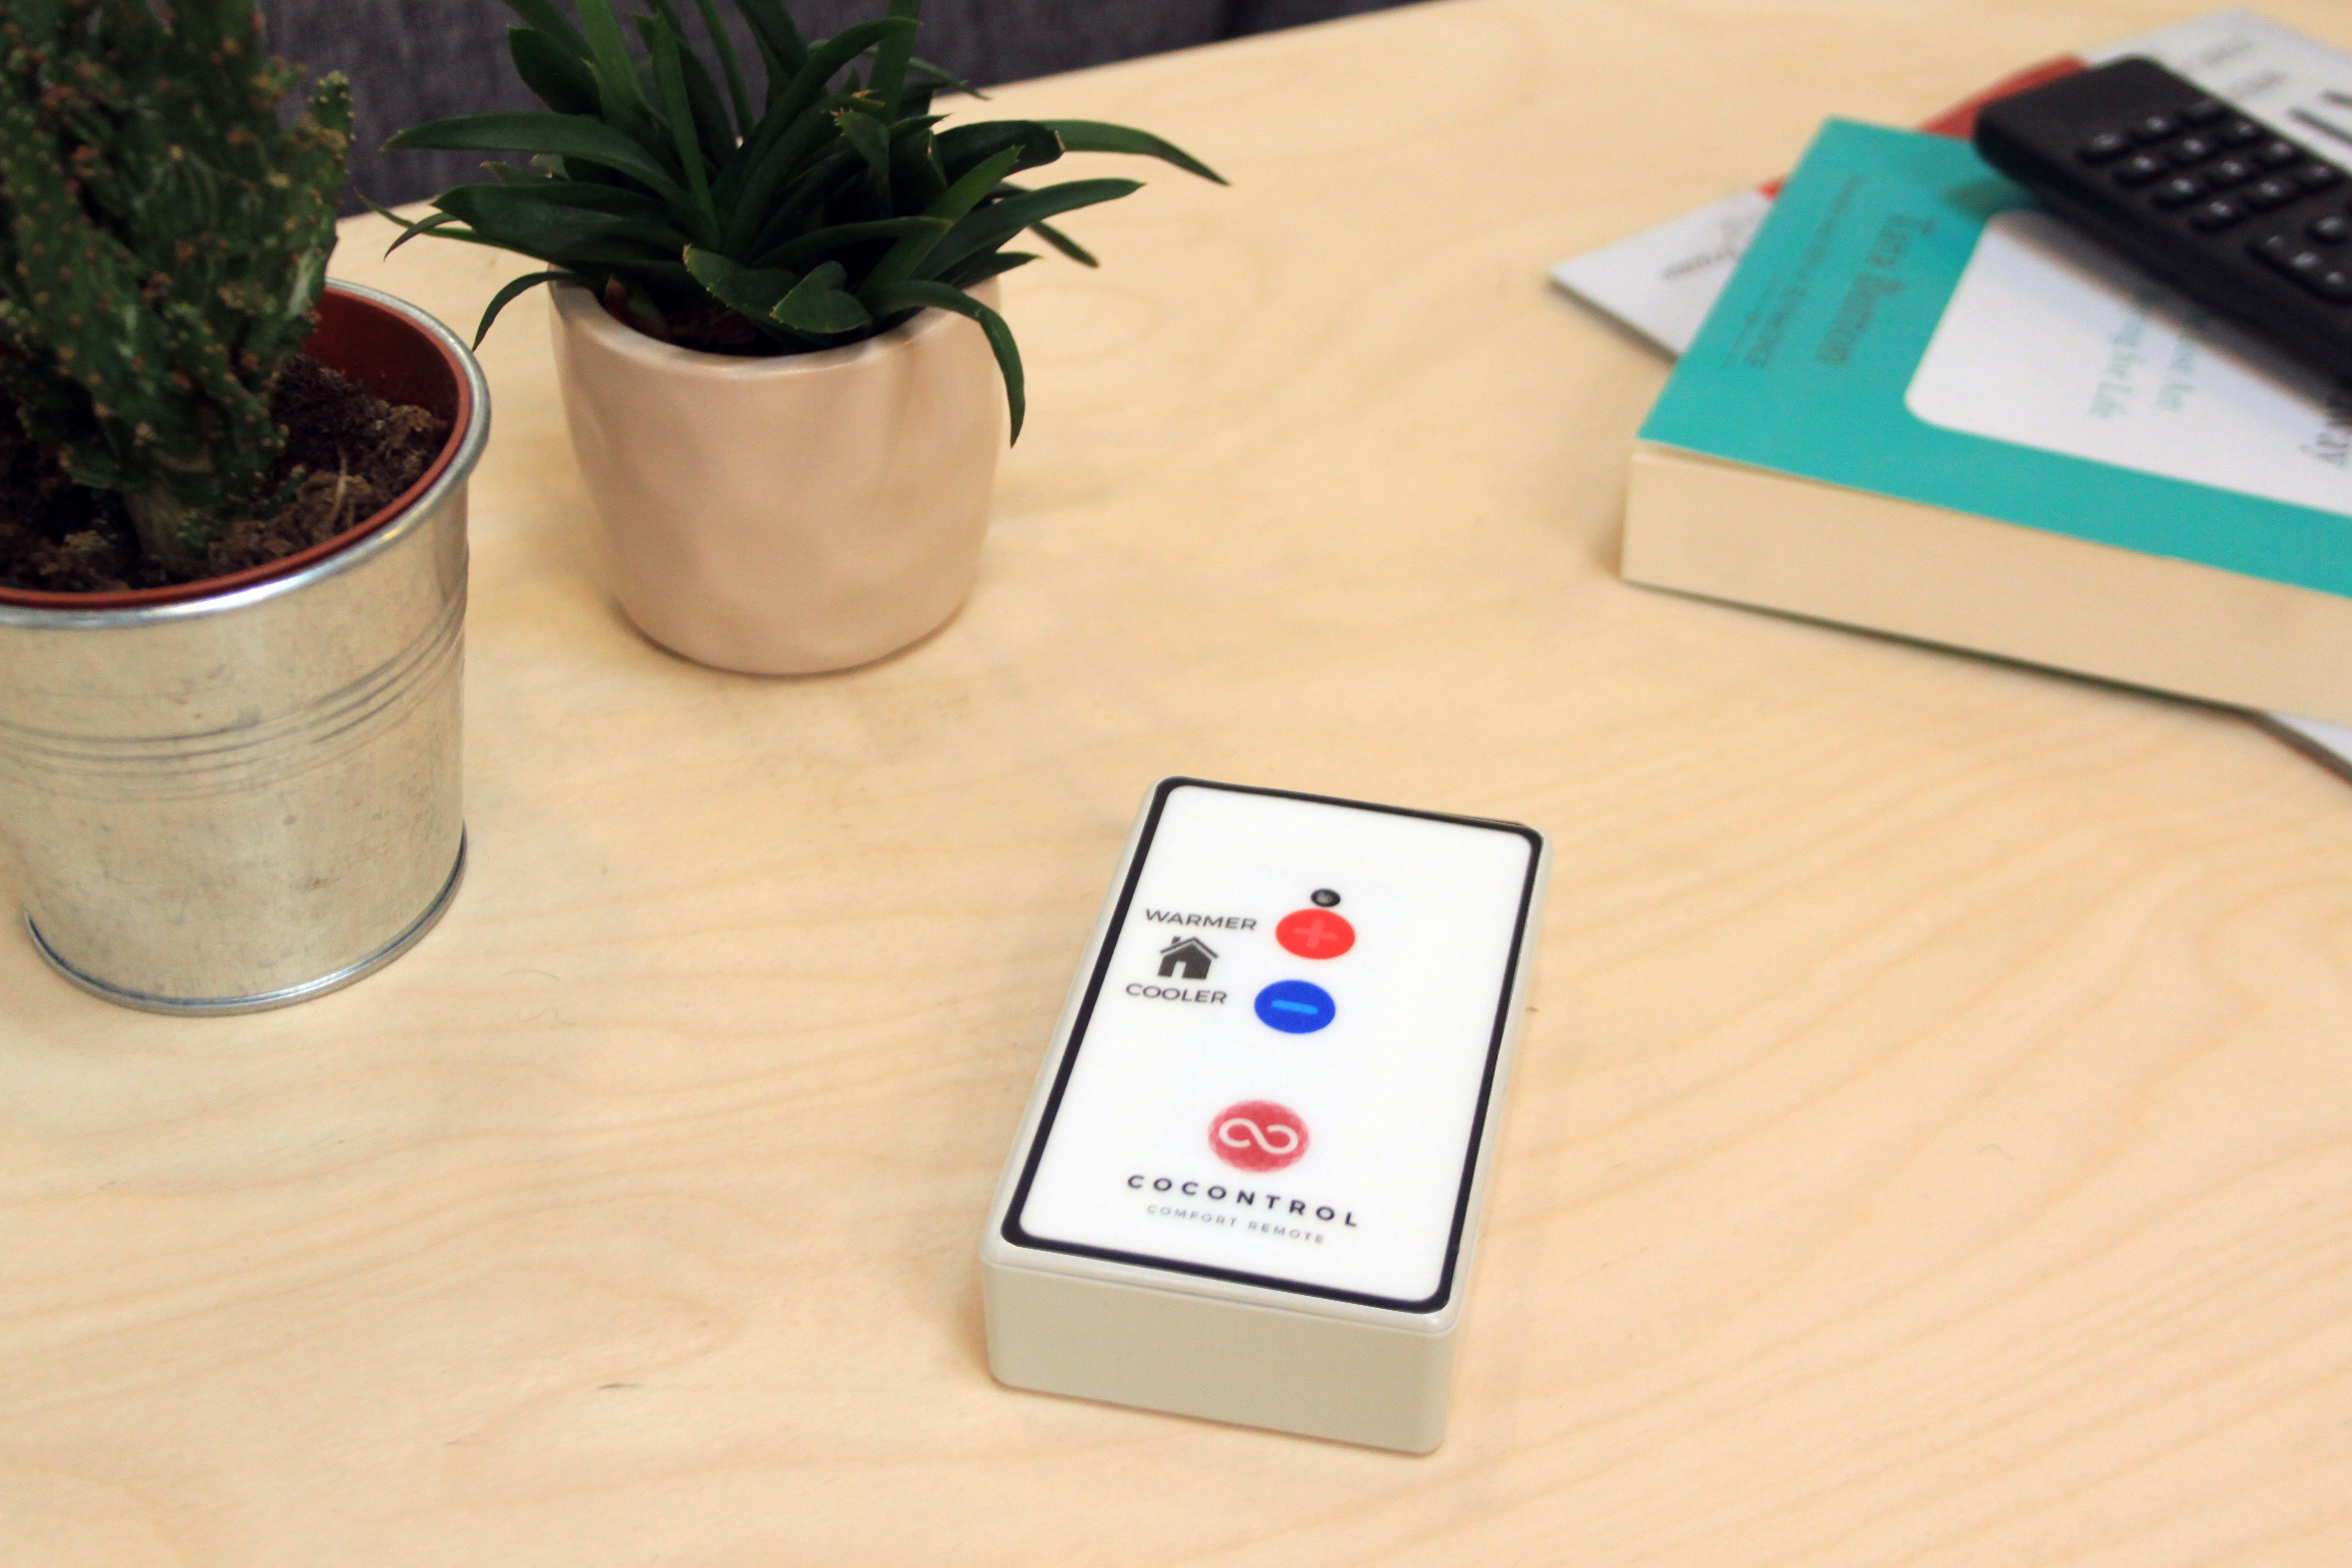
[1973,56,2352,384]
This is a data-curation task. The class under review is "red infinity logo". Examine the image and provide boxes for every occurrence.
[1210,1100,1309,1172]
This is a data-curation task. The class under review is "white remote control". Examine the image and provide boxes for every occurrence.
[981,777,1551,1451]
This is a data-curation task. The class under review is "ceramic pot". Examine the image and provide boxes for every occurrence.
[0,281,488,1013]
[549,280,1004,674]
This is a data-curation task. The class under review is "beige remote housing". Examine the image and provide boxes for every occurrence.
[981,778,1550,1452]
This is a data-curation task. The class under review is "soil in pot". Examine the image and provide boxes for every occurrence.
[0,355,450,594]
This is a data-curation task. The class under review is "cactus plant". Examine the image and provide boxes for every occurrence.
[0,0,352,573]
[383,0,1221,441]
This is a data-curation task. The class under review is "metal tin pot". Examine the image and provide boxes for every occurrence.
[0,281,488,1014]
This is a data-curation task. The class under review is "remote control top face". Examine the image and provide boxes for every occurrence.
[1001,780,1545,1313]
[1973,56,2352,381]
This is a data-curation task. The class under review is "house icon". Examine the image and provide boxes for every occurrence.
[1158,936,1217,980]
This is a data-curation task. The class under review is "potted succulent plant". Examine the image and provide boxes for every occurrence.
[0,0,490,1012]
[383,0,1220,674]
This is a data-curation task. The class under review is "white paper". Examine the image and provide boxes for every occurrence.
[1547,189,1773,355]
[1907,209,2352,515]
[2265,712,2352,776]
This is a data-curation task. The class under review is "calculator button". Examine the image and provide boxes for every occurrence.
[2206,156,2256,187]
[2287,248,2329,279]
[2219,117,2264,146]
[2247,177,2300,210]
[2295,162,2345,194]
[2079,130,2133,163]
[2182,97,2227,125]
[2310,213,2351,243]
[2189,197,2246,231]
[2115,153,2168,186]
[2130,113,2179,144]
[2313,268,2352,304]
[2256,139,2303,169]
[2253,231,2299,265]
[2166,135,2217,165]
[2152,175,2205,208]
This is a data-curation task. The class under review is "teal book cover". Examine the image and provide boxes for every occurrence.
[1638,119,2352,599]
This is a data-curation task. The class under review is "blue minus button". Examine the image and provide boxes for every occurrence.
[1254,979,1336,1034]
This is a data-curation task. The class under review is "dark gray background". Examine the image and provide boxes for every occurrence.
[265,0,1416,211]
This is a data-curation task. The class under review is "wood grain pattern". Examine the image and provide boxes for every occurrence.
[6,2,2352,1563]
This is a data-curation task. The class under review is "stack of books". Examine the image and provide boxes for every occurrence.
[1554,9,2352,760]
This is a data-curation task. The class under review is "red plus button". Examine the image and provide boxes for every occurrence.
[1276,907,1355,959]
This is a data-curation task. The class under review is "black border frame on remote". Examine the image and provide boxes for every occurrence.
[1000,777,1545,1316]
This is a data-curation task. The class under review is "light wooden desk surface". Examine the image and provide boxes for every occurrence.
[9,1,2352,1562]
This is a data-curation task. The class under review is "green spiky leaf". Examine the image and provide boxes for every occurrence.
[388,112,696,212]
[869,0,923,115]
[684,245,798,320]
[935,120,1063,182]
[510,25,599,115]
[734,0,811,90]
[694,0,755,128]
[1027,218,1096,267]
[862,145,1016,291]
[835,103,891,183]
[644,12,720,242]
[573,0,651,121]
[1034,120,1226,183]
[771,260,873,335]
[435,182,686,257]
[865,280,1023,441]
[636,0,736,161]
[498,0,594,60]
[921,177,1140,281]
[944,249,1038,289]
[754,214,948,271]
[474,269,592,344]
[744,16,913,154]
[907,54,983,99]
[388,209,472,254]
